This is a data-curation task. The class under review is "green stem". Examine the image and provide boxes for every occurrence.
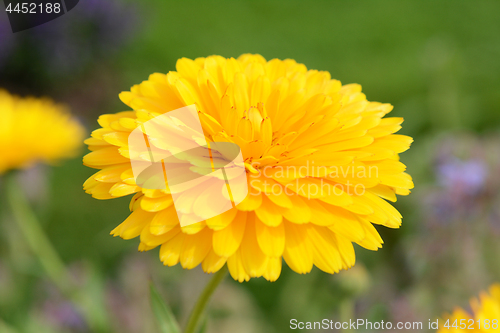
[339,298,355,333]
[5,172,69,292]
[3,172,111,332]
[184,265,228,333]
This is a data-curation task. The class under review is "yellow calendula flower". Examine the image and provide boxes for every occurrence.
[0,89,84,174]
[83,54,413,282]
[438,284,500,332]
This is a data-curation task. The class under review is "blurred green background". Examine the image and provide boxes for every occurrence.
[1,0,500,332]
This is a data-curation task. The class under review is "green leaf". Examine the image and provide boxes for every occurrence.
[197,316,208,333]
[149,282,182,333]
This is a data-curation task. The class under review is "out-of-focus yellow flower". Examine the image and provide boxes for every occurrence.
[83,54,413,282]
[438,284,500,332]
[0,89,84,174]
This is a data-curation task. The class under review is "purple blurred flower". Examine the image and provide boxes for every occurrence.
[437,158,487,196]
[422,134,500,227]
[44,300,87,332]
[0,0,138,82]
[31,0,138,76]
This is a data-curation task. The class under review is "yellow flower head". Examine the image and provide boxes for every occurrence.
[0,89,84,174]
[83,54,413,282]
[438,284,500,332]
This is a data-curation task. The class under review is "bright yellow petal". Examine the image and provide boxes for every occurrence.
[160,232,186,267]
[239,215,269,277]
[282,222,313,274]
[180,228,212,269]
[202,249,227,274]
[255,218,285,257]
[212,214,247,257]
[227,249,250,283]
